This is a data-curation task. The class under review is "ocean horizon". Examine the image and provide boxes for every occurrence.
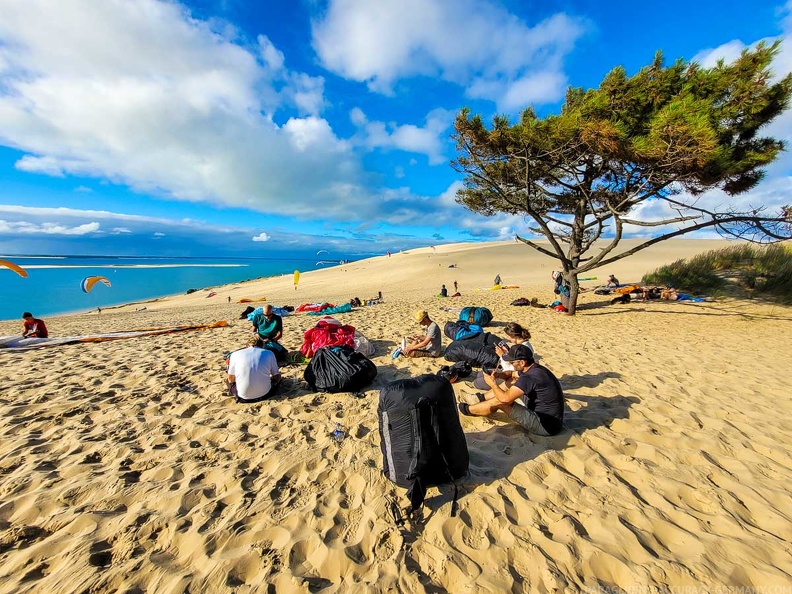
[0,254,372,323]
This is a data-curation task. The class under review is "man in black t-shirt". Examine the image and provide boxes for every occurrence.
[458,344,564,436]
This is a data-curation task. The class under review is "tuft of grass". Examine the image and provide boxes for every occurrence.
[642,243,792,303]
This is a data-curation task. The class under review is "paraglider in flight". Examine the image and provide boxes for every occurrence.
[0,259,28,278]
[293,270,300,291]
[81,275,111,293]
[316,249,329,256]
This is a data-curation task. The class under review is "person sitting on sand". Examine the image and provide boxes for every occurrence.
[249,304,287,362]
[226,335,282,403]
[606,274,620,287]
[394,310,442,358]
[493,274,502,286]
[470,322,535,390]
[22,312,48,338]
[458,344,564,436]
[440,284,448,298]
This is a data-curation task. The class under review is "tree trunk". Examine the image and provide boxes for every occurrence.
[567,273,580,315]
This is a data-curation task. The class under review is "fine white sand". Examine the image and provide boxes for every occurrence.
[1,239,790,593]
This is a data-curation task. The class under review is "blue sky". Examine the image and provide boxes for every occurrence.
[0,0,791,258]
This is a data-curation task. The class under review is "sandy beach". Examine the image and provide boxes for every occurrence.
[0,239,790,593]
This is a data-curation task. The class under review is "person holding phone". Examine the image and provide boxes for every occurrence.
[470,322,535,390]
[458,344,564,436]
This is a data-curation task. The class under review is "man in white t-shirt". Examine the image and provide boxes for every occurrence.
[226,336,282,403]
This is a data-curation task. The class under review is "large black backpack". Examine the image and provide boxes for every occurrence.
[304,345,377,392]
[378,374,469,515]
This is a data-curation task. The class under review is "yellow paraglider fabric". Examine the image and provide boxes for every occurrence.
[293,270,300,288]
[0,259,28,278]
[81,275,112,293]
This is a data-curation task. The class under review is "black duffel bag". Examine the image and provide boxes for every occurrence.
[304,345,377,393]
[444,332,502,369]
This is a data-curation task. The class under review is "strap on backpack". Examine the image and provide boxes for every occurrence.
[404,398,460,518]
[427,402,461,518]
[405,404,426,513]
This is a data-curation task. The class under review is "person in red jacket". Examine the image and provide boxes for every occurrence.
[22,312,48,338]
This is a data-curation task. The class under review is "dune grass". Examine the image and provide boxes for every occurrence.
[642,243,792,303]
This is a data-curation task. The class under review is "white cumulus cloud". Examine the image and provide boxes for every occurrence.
[312,0,587,109]
[349,107,453,164]
[0,219,100,235]
[0,0,387,223]
[252,232,270,242]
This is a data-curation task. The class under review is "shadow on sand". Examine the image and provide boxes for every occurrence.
[420,388,638,517]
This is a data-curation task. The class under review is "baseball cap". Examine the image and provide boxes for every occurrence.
[413,310,428,323]
[502,344,534,363]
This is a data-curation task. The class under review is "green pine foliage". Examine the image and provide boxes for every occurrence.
[642,244,792,302]
[453,42,792,314]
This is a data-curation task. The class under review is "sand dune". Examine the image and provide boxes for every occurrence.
[0,239,790,592]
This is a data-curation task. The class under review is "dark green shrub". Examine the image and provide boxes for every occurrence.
[642,243,792,302]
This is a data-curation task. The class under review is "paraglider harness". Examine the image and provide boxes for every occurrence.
[379,375,469,524]
[386,399,463,529]
[403,397,462,518]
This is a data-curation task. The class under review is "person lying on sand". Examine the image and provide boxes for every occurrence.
[393,310,442,358]
[458,344,564,436]
[226,335,282,403]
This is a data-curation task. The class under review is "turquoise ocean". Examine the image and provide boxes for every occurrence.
[0,255,371,322]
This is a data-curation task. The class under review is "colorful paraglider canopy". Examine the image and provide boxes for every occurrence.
[0,259,28,278]
[81,275,111,293]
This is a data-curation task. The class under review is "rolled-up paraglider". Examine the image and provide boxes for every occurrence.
[293,270,300,291]
[81,275,111,293]
[0,259,28,278]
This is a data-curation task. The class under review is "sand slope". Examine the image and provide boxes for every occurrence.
[0,239,790,592]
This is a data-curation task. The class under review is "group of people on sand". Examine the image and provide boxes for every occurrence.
[226,301,564,438]
[393,314,563,437]
[226,304,285,403]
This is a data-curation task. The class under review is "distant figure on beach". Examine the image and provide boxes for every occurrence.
[552,271,571,308]
[249,304,287,362]
[394,310,442,358]
[440,284,448,297]
[552,271,563,294]
[458,345,564,436]
[22,312,48,338]
[453,280,458,293]
[606,274,620,287]
[226,335,281,403]
[493,274,501,286]
[97,307,102,314]
[228,296,231,303]
[387,251,391,257]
